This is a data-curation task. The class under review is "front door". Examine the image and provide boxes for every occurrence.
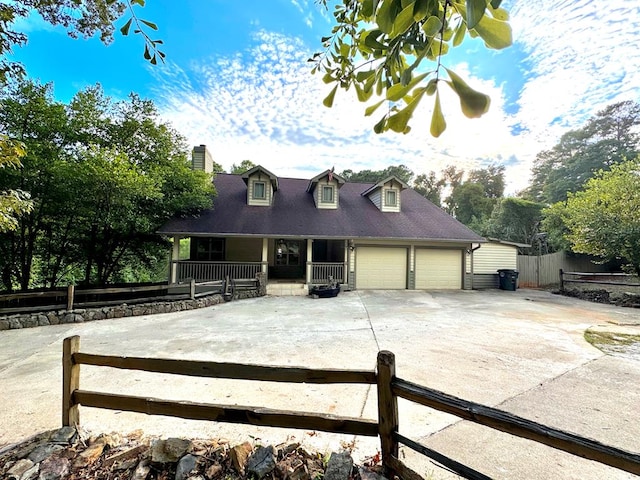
[271,239,305,279]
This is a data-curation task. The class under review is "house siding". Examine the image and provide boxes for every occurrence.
[246,173,273,206]
[314,179,340,209]
[474,243,517,274]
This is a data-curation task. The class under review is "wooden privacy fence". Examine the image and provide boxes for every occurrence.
[62,336,640,479]
[517,252,610,288]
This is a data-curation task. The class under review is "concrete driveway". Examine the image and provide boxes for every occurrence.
[0,289,639,479]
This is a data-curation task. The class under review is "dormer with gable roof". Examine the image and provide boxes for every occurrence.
[241,165,279,206]
[306,169,346,209]
[361,175,408,212]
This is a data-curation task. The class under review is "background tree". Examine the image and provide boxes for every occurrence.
[230,160,257,174]
[468,163,505,198]
[340,164,413,183]
[525,101,640,204]
[0,79,214,291]
[413,171,444,206]
[482,197,543,247]
[549,159,640,276]
[314,0,511,136]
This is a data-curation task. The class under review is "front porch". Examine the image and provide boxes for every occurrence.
[169,236,348,291]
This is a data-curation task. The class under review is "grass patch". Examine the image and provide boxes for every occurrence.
[584,330,640,350]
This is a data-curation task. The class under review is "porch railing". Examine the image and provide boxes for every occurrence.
[175,261,263,283]
[311,262,345,284]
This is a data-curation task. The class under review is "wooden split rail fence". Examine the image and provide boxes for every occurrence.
[559,269,640,291]
[62,336,640,479]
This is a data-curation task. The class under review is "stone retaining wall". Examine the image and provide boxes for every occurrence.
[0,289,263,331]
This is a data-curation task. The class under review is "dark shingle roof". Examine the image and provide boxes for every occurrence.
[158,174,483,242]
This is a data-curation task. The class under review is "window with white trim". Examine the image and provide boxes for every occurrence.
[253,181,266,199]
[386,189,397,207]
[321,185,334,203]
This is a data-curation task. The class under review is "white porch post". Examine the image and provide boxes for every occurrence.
[170,236,181,284]
[261,238,268,274]
[306,239,313,284]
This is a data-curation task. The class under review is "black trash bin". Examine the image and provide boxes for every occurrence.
[497,269,519,291]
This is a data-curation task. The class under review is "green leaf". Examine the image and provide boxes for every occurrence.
[387,88,426,133]
[377,0,399,34]
[413,0,429,21]
[323,85,338,108]
[465,0,486,30]
[422,15,442,36]
[391,1,416,37]
[365,100,386,116]
[474,14,512,49]
[143,44,152,60]
[362,0,375,17]
[120,18,133,36]
[141,19,158,30]
[490,0,502,8]
[490,7,509,20]
[373,115,387,133]
[386,72,428,101]
[426,78,438,96]
[363,29,386,49]
[452,21,466,46]
[131,0,145,5]
[444,67,490,118]
[322,73,333,84]
[430,90,446,137]
[150,54,157,65]
[356,70,376,82]
[355,82,374,102]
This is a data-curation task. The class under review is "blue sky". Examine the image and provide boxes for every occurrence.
[10,1,640,193]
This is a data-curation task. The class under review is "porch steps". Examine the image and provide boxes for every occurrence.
[266,282,309,297]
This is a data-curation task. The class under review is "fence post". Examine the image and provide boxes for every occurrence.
[559,268,564,291]
[62,335,80,427]
[67,284,75,311]
[377,350,399,476]
[190,279,196,300]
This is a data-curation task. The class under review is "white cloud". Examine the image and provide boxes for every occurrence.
[154,0,640,196]
[154,31,521,188]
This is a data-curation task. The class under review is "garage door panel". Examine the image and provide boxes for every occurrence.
[357,247,407,289]
[415,249,462,289]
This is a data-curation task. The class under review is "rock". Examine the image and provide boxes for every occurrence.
[103,444,148,467]
[175,454,198,480]
[359,466,388,480]
[38,455,70,480]
[27,444,63,463]
[324,452,353,480]
[230,442,253,474]
[131,460,151,480]
[73,441,106,467]
[277,457,309,480]
[19,463,38,480]
[151,438,193,464]
[36,315,49,326]
[6,458,34,479]
[247,445,276,478]
[0,319,9,330]
[50,427,76,444]
[205,463,223,478]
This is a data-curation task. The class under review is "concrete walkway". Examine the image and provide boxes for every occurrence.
[0,289,638,479]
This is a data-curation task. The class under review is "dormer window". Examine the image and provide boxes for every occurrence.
[253,181,266,200]
[361,175,408,212]
[321,185,334,203]
[307,169,346,209]
[385,189,397,207]
[241,165,278,206]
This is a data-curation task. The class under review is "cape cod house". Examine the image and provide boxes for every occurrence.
[158,146,485,294]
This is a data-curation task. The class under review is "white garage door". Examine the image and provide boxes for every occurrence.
[415,249,462,289]
[356,247,407,289]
